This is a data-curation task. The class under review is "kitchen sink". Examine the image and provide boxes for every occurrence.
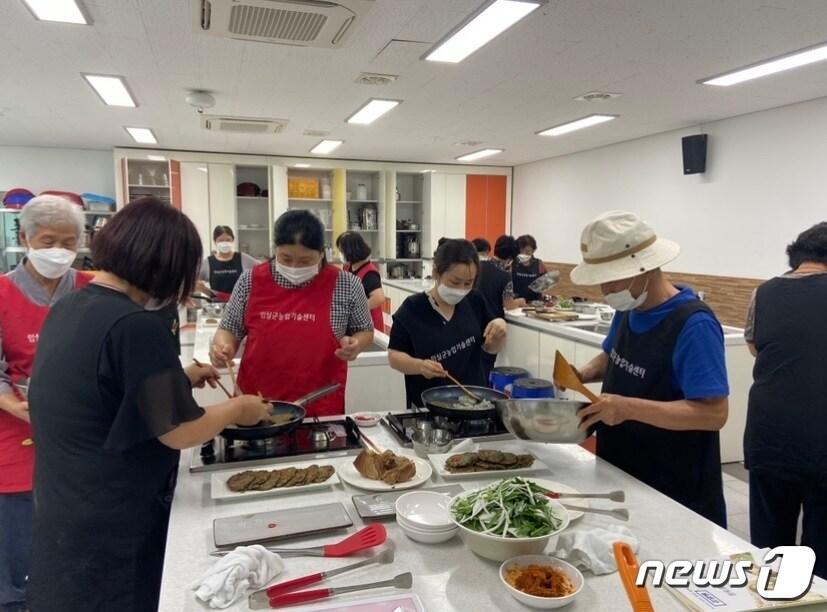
[564,320,612,335]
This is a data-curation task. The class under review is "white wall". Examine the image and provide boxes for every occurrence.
[0,145,115,196]
[513,97,827,280]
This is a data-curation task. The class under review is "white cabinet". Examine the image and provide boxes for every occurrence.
[500,324,540,376]
[721,344,752,463]
[180,162,211,255]
[207,163,236,232]
[424,173,466,255]
[539,334,576,382]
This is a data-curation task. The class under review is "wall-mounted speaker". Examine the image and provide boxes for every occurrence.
[682,134,707,175]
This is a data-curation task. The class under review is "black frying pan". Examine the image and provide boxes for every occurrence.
[220,383,341,441]
[420,385,508,420]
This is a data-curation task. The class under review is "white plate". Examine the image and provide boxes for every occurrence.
[210,460,340,501]
[428,451,549,481]
[525,478,589,521]
[352,412,382,427]
[338,455,433,492]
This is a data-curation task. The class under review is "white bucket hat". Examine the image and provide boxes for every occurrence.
[570,211,680,286]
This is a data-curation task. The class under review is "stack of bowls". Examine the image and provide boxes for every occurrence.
[395,491,458,544]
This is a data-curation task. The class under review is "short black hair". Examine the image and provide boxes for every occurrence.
[517,234,538,251]
[433,238,479,277]
[787,222,827,269]
[92,197,202,303]
[274,210,324,251]
[213,225,234,241]
[494,235,519,260]
[338,231,372,263]
[471,238,491,254]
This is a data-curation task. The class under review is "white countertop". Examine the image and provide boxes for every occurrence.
[383,278,746,348]
[158,423,825,612]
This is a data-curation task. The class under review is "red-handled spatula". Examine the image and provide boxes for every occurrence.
[211,524,387,558]
[250,572,412,609]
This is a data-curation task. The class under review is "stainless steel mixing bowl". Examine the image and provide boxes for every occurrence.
[495,399,589,444]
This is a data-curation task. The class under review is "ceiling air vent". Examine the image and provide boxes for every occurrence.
[201,115,289,134]
[573,91,622,103]
[354,72,398,86]
[196,0,374,48]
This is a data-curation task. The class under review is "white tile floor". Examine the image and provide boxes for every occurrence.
[722,466,751,541]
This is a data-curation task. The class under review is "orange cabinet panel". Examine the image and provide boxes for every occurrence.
[465,175,507,245]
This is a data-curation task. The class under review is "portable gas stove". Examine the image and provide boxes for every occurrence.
[383,407,514,447]
[190,416,364,472]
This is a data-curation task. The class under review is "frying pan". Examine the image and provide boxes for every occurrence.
[420,385,508,420]
[220,383,341,441]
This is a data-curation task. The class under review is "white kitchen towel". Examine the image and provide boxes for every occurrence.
[192,545,284,609]
[553,525,638,575]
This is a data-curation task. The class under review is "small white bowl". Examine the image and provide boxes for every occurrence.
[352,412,381,427]
[499,555,584,609]
[396,513,455,534]
[398,520,458,544]
[395,491,454,531]
[449,491,570,562]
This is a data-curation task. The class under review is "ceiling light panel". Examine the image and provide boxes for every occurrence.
[425,0,543,63]
[21,0,89,24]
[83,74,136,107]
[701,42,827,86]
[310,140,343,155]
[346,99,401,125]
[537,114,617,136]
[456,148,504,162]
[125,127,157,144]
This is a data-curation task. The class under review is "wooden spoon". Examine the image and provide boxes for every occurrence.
[444,371,482,402]
[553,350,600,403]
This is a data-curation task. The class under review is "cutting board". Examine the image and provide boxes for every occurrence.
[526,311,579,322]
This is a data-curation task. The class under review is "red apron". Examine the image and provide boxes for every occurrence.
[345,262,384,331]
[0,272,91,493]
[237,263,346,417]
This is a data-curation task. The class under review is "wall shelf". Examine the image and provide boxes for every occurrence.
[396,229,421,233]
[128,184,170,189]
[397,200,422,205]
[289,197,331,203]
[237,196,269,201]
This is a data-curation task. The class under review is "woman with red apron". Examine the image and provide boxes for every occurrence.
[211,211,375,416]
[0,195,90,612]
[197,225,259,302]
[338,231,386,331]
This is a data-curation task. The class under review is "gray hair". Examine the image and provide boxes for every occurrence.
[19,195,85,239]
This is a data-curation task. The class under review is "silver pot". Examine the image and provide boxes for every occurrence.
[495,399,589,444]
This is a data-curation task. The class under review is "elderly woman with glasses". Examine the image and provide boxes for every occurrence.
[0,195,92,612]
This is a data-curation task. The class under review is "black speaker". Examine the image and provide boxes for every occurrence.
[682,134,707,175]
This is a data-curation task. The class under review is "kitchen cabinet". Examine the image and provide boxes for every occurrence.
[424,172,466,257]
[120,157,180,208]
[499,323,541,375]
[465,174,507,245]
[179,162,211,254]
[207,163,236,238]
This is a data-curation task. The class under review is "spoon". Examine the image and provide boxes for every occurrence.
[553,350,600,403]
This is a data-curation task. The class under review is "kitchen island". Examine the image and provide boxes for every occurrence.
[158,420,827,611]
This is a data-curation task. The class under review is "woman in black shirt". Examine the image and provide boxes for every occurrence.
[512,234,548,302]
[27,198,270,612]
[388,239,507,409]
[197,225,258,301]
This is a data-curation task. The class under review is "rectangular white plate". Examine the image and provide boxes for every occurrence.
[428,450,548,480]
[210,459,340,501]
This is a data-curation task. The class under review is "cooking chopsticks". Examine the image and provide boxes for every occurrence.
[444,372,482,402]
[192,358,233,399]
[225,359,238,396]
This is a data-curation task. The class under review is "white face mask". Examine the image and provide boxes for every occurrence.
[604,276,649,312]
[277,261,319,285]
[27,247,76,279]
[216,241,234,254]
[437,283,470,306]
[517,254,531,263]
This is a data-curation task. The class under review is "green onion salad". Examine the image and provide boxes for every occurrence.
[450,478,563,538]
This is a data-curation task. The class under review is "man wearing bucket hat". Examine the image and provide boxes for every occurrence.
[570,210,729,526]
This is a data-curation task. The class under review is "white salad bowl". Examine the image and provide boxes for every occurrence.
[449,488,570,562]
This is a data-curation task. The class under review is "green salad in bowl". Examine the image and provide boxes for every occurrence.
[450,478,569,560]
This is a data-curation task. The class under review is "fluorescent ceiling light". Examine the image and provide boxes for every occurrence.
[293,163,312,168]
[21,0,89,24]
[346,99,401,125]
[125,127,157,144]
[537,114,617,136]
[701,42,827,86]
[83,74,136,107]
[310,140,343,155]
[456,148,503,162]
[146,155,166,161]
[425,0,543,63]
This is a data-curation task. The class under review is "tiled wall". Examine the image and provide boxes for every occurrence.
[544,262,764,328]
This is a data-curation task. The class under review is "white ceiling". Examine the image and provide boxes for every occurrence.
[1,0,827,166]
